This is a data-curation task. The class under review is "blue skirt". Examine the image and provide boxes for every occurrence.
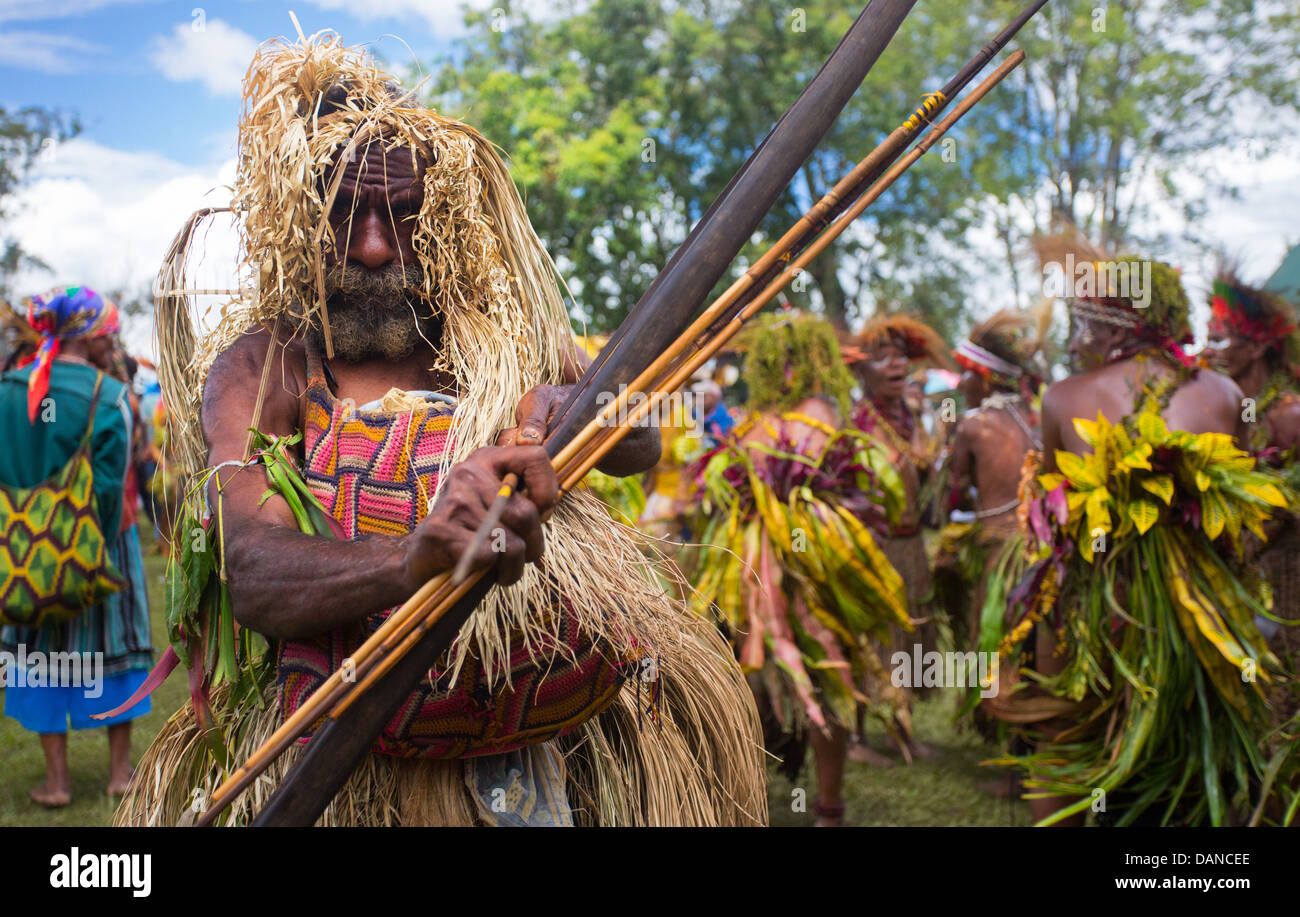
[2,668,151,734]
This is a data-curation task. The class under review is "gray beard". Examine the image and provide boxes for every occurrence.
[307,263,441,362]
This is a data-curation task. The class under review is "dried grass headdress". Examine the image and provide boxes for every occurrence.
[848,313,950,369]
[155,32,671,681]
[1032,232,1192,365]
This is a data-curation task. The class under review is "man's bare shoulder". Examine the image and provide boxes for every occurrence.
[201,325,307,440]
[1188,366,1243,404]
[1041,373,1093,413]
[792,395,838,428]
[1266,391,1300,450]
[207,325,304,383]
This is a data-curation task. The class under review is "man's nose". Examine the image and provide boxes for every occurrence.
[345,208,398,269]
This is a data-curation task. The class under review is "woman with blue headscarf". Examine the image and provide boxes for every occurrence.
[1,286,153,808]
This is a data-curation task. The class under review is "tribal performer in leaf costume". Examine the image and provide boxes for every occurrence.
[114,34,766,827]
[845,313,949,761]
[938,309,1045,657]
[688,313,909,826]
[990,240,1298,826]
[1205,271,1300,737]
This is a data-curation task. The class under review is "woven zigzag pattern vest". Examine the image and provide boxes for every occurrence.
[276,345,625,758]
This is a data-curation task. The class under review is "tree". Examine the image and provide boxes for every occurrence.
[429,0,1015,337]
[0,106,81,300]
[427,0,1300,337]
[967,0,1300,302]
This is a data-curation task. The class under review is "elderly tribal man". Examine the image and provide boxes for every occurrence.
[991,242,1294,826]
[116,35,765,827]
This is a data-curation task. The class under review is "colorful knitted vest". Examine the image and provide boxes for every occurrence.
[277,344,626,758]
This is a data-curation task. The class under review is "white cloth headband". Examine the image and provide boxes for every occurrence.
[1069,298,1141,329]
[954,340,1022,378]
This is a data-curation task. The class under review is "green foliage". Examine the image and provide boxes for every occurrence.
[969,0,1300,262]
[424,0,1299,343]
[737,313,855,416]
[427,0,1012,337]
[1007,405,1298,824]
[1113,254,1191,337]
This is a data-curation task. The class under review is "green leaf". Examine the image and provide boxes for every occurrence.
[1140,474,1175,505]
[1126,497,1160,535]
[1058,450,1102,489]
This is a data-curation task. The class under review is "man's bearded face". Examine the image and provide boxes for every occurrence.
[309,138,440,362]
[313,261,437,362]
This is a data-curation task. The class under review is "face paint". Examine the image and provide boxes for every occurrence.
[858,341,909,401]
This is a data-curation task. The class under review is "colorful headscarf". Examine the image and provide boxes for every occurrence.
[24,286,120,423]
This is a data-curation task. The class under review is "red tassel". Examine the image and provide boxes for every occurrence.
[90,646,179,719]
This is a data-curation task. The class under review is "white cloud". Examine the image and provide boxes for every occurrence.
[0,29,102,72]
[148,18,258,96]
[6,138,242,357]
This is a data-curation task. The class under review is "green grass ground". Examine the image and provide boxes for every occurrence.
[767,697,1029,827]
[2,550,1027,827]
[0,549,189,827]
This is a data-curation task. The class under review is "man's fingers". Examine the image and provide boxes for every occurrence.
[499,494,543,562]
[481,445,559,514]
[485,528,527,586]
[513,389,550,444]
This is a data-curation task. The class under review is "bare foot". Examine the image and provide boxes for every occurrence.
[30,784,72,808]
[847,741,895,768]
[906,739,940,761]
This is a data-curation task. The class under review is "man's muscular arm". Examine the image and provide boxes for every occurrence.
[205,330,556,641]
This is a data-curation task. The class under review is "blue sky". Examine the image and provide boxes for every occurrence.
[1,0,462,165]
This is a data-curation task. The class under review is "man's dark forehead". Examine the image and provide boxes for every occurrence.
[334,139,426,193]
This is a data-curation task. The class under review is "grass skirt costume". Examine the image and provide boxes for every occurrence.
[114,34,765,827]
[851,398,937,714]
[987,395,1298,825]
[114,348,766,826]
[687,410,911,749]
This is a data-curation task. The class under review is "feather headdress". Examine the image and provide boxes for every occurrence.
[1209,269,1300,376]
